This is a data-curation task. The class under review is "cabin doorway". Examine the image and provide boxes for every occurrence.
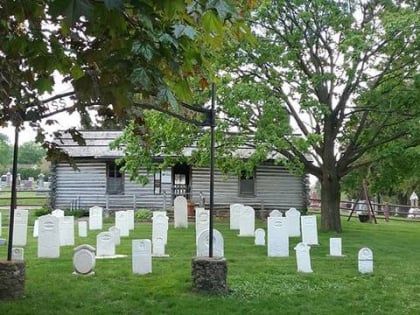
[172,163,191,199]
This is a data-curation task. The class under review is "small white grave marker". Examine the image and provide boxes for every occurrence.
[230,203,243,230]
[51,209,64,217]
[269,210,283,217]
[254,228,265,246]
[89,206,103,230]
[59,216,75,246]
[109,226,121,246]
[329,238,344,257]
[115,211,129,237]
[285,208,301,237]
[96,232,115,257]
[38,215,60,258]
[78,221,88,237]
[73,244,96,275]
[12,247,24,261]
[127,209,135,230]
[294,242,313,273]
[33,219,39,238]
[13,209,29,246]
[195,208,209,244]
[174,196,188,228]
[239,206,255,237]
[301,215,319,245]
[196,229,224,257]
[358,247,373,274]
[152,236,168,257]
[268,216,289,257]
[132,239,152,275]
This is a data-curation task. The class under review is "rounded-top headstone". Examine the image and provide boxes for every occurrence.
[73,245,96,275]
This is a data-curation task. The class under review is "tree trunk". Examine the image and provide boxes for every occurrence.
[320,168,342,232]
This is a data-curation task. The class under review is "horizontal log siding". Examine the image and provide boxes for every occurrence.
[52,161,168,210]
[190,165,305,211]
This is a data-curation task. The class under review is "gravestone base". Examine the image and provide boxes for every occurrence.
[0,260,25,299]
[192,257,228,294]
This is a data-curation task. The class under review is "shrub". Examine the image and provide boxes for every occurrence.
[135,209,152,222]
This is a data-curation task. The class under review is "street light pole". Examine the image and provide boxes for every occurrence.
[7,126,19,261]
[209,83,216,257]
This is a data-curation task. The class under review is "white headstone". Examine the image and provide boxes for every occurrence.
[196,229,224,257]
[358,247,373,274]
[96,232,115,257]
[51,209,64,217]
[301,215,319,245]
[89,206,103,230]
[126,209,135,230]
[33,219,39,238]
[239,206,255,237]
[0,212,2,236]
[152,212,169,245]
[254,228,265,246]
[294,242,313,273]
[267,216,289,257]
[73,244,96,275]
[195,208,209,244]
[285,208,301,237]
[78,221,88,237]
[152,236,167,257]
[174,196,188,228]
[12,247,24,261]
[13,209,28,246]
[115,211,129,237]
[108,226,121,246]
[230,203,244,230]
[38,215,60,258]
[269,209,283,217]
[132,239,152,274]
[329,238,344,257]
[59,216,75,246]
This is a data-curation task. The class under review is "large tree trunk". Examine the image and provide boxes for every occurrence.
[320,168,342,233]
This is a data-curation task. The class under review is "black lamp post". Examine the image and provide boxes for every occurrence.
[7,126,19,260]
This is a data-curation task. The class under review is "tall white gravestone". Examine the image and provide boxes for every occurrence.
[196,229,224,257]
[96,231,116,257]
[230,203,243,230]
[0,212,2,236]
[89,206,103,230]
[78,221,88,237]
[152,236,168,257]
[109,226,121,246]
[301,215,319,245]
[269,210,283,217]
[59,216,75,246]
[126,209,135,230]
[152,212,169,245]
[329,238,344,257]
[51,209,64,217]
[195,208,209,244]
[13,209,29,246]
[33,219,39,238]
[132,239,152,275]
[285,208,301,237]
[38,215,60,258]
[254,228,266,246]
[294,242,313,273]
[358,247,373,274]
[73,244,96,275]
[115,211,129,237]
[267,216,289,257]
[239,206,255,237]
[174,196,188,228]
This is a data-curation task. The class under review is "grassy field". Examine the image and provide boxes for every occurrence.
[0,210,419,314]
[0,191,48,207]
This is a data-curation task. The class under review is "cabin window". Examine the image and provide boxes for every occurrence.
[154,170,161,194]
[239,170,255,196]
[107,161,124,194]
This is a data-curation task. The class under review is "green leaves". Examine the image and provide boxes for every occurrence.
[173,24,197,39]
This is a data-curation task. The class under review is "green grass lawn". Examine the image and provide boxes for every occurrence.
[0,211,419,314]
[0,191,47,207]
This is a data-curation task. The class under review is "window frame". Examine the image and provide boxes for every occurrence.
[238,170,256,196]
[106,161,124,195]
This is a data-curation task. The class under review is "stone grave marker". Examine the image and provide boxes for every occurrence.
[329,238,344,257]
[51,209,64,217]
[13,209,28,246]
[73,244,96,275]
[152,236,168,257]
[195,208,209,244]
[132,239,152,275]
[38,215,60,258]
[78,221,88,237]
[0,212,2,236]
[285,208,301,237]
[12,247,24,261]
[96,231,115,257]
[239,206,255,237]
[267,216,289,257]
[174,196,188,228]
[109,226,121,246]
[196,229,224,257]
[59,216,75,246]
[301,215,319,245]
[152,212,168,245]
[126,209,135,230]
[294,242,313,273]
[269,209,283,217]
[230,203,243,230]
[33,219,39,238]
[89,206,103,230]
[115,211,129,237]
[254,228,266,246]
[358,247,373,274]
